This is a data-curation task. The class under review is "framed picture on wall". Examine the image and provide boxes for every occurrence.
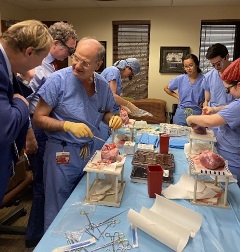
[159,46,190,73]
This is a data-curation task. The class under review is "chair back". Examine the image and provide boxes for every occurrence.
[0,154,32,208]
[130,98,167,124]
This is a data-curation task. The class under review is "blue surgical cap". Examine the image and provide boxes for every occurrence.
[126,58,141,74]
[114,58,141,74]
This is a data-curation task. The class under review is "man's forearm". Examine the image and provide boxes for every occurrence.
[33,115,65,132]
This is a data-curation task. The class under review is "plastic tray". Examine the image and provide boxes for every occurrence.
[130,166,173,185]
[131,150,174,170]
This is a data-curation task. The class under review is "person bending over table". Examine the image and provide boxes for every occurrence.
[96,58,141,149]
[33,37,122,231]
[164,54,205,126]
[186,58,240,187]
[101,57,141,114]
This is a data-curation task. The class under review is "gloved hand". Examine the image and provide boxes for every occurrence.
[109,115,122,130]
[126,102,138,114]
[63,121,93,138]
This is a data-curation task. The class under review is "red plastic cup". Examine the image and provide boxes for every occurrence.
[147,165,164,198]
[159,133,170,154]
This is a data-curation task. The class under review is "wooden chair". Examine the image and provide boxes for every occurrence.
[0,154,32,235]
[129,98,167,124]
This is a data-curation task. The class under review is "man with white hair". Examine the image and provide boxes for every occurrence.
[33,37,122,231]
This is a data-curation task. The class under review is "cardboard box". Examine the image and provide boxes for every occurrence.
[123,141,136,155]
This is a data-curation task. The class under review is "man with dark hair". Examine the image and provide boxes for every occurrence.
[25,21,78,248]
[203,43,234,107]
[0,19,52,204]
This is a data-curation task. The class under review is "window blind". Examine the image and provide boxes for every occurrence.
[112,21,150,99]
[199,21,240,73]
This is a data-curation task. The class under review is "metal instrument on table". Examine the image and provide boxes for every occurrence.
[109,115,116,143]
[92,209,128,229]
[91,232,125,252]
[52,237,96,252]
[93,135,106,143]
[98,219,121,239]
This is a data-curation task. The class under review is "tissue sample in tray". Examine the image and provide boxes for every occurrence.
[131,150,174,185]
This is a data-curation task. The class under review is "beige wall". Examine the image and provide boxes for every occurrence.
[0,1,29,19]
[1,3,240,111]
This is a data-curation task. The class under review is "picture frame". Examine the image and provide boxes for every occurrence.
[159,46,190,73]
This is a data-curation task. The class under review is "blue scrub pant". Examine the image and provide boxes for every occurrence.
[25,125,47,242]
[173,107,202,126]
[43,139,94,231]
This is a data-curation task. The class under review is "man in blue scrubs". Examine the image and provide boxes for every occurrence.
[33,37,122,231]
[203,43,234,107]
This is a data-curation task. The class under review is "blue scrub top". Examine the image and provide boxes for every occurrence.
[203,69,234,107]
[168,73,205,109]
[37,66,115,145]
[28,53,55,114]
[101,66,122,113]
[216,99,240,169]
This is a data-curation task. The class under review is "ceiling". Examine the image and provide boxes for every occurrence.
[3,0,240,9]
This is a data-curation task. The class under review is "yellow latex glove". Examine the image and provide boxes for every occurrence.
[109,115,122,130]
[63,121,93,138]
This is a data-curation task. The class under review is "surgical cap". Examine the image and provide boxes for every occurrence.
[221,58,240,82]
[114,58,141,74]
[125,58,141,74]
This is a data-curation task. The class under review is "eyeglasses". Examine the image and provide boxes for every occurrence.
[183,63,195,70]
[58,39,75,56]
[225,81,239,94]
[71,54,91,68]
[211,57,225,69]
